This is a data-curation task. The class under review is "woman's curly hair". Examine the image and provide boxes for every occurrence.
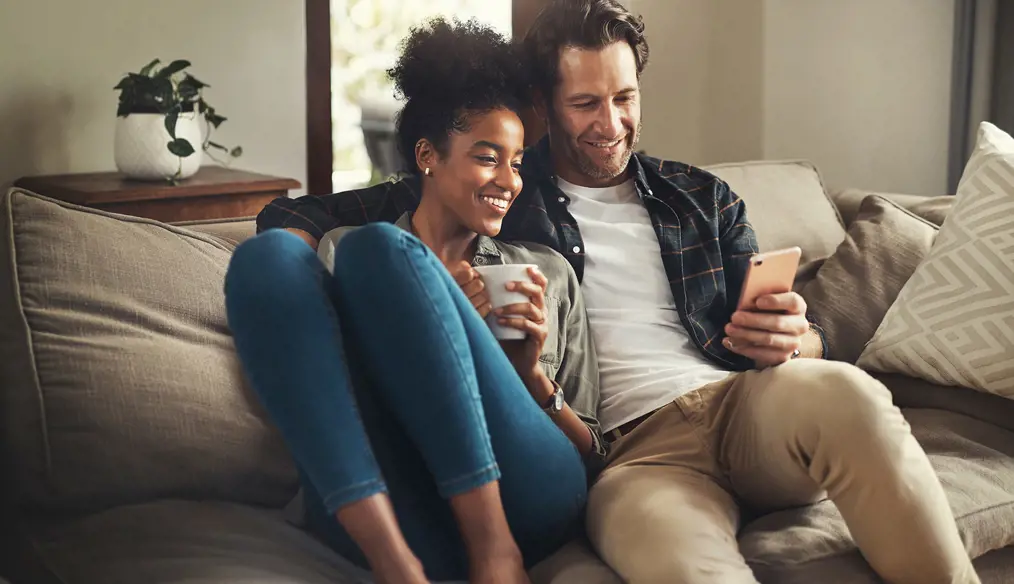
[387,18,529,175]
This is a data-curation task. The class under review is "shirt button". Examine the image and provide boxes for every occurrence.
[572,246,581,253]
[474,256,487,265]
[648,189,654,196]
[557,196,567,204]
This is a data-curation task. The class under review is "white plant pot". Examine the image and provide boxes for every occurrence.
[114,111,203,181]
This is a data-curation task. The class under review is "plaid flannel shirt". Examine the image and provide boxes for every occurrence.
[256,136,828,370]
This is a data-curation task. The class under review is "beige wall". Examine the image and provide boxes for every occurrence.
[763,0,954,196]
[0,0,306,193]
[629,0,955,196]
[627,0,712,164]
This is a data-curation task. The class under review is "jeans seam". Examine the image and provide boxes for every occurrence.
[321,478,387,512]
[436,462,501,496]
[399,233,499,477]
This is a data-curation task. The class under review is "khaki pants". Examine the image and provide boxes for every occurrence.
[586,359,979,584]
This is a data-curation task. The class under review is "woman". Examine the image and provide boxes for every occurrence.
[224,18,603,584]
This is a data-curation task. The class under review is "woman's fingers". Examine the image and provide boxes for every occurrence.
[495,302,544,324]
[507,280,546,310]
[496,316,547,340]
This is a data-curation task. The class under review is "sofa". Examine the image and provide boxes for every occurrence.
[2,159,1013,584]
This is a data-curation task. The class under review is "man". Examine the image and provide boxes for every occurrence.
[257,2,978,582]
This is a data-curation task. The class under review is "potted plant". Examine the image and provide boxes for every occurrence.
[113,59,242,183]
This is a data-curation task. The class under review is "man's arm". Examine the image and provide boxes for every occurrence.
[255,179,421,245]
[714,180,762,369]
[716,180,829,366]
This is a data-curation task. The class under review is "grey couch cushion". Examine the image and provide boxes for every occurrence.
[740,408,1014,582]
[802,195,939,363]
[29,501,363,584]
[0,189,297,513]
[27,500,622,584]
[705,160,846,267]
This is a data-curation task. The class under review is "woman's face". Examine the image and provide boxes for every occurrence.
[422,107,525,237]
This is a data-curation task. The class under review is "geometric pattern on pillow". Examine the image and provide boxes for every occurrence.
[857,122,1014,397]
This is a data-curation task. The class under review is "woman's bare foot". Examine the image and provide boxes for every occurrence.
[371,551,429,584]
[337,495,429,584]
[469,546,530,584]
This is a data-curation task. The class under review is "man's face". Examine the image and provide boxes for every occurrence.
[546,41,642,188]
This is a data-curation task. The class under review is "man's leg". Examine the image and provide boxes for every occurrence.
[720,359,978,584]
[586,397,761,584]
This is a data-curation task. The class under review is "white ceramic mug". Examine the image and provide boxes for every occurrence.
[473,264,537,340]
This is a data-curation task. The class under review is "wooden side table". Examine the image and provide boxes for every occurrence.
[14,166,301,223]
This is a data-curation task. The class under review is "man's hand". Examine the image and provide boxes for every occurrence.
[723,292,809,369]
[449,261,493,318]
[495,267,550,384]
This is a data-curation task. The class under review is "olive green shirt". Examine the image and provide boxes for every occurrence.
[317,213,606,468]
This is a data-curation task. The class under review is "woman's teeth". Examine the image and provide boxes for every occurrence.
[481,196,509,210]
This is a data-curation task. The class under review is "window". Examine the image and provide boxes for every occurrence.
[329,0,512,192]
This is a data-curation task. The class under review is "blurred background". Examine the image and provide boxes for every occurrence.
[0,0,1010,198]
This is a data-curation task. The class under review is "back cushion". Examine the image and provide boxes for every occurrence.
[0,189,297,513]
[705,160,847,266]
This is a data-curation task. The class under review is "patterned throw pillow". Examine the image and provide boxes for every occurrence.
[857,122,1014,397]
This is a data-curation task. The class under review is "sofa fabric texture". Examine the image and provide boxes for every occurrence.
[2,154,1012,583]
[0,190,297,514]
[802,195,939,364]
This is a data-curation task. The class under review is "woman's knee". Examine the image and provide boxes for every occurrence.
[225,228,321,308]
[333,222,423,275]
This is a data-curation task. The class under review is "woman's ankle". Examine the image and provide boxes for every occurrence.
[336,494,426,581]
[448,482,524,568]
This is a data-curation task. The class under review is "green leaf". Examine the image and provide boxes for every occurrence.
[197,98,209,114]
[230,146,243,158]
[182,74,208,90]
[116,102,133,117]
[178,76,203,101]
[206,112,227,128]
[139,58,161,76]
[206,140,229,152]
[164,108,179,139]
[167,138,195,157]
[151,77,176,113]
[113,76,134,90]
[156,59,191,79]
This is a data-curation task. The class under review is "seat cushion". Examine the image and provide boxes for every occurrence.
[740,408,1014,582]
[0,189,297,513]
[25,500,621,584]
[27,501,364,584]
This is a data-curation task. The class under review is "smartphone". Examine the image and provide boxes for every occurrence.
[736,247,801,311]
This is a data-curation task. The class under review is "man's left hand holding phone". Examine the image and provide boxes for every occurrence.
[722,247,813,369]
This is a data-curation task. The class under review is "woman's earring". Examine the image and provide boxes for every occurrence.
[423,167,432,176]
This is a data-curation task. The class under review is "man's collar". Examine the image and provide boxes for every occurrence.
[525,134,654,197]
[394,212,502,264]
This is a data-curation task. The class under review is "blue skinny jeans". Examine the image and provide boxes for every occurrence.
[223,224,587,580]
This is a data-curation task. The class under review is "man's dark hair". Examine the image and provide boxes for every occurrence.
[387,18,529,175]
[523,0,649,100]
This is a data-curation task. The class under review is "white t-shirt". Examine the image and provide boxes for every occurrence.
[558,177,731,432]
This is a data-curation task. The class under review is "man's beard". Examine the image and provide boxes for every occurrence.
[570,121,641,182]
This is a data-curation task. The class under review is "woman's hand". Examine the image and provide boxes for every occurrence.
[449,261,493,318]
[495,266,550,384]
